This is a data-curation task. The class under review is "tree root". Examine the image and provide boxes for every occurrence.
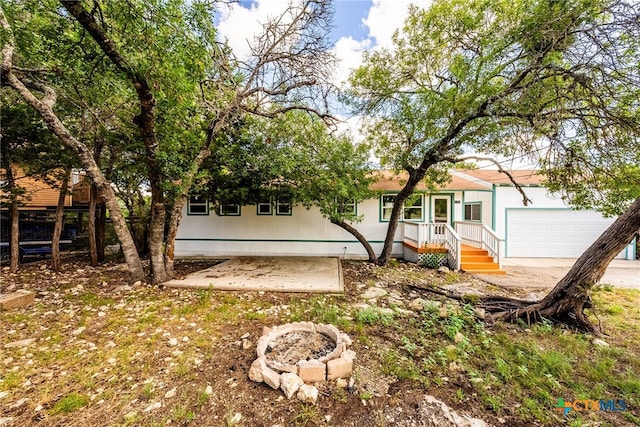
[408,283,601,334]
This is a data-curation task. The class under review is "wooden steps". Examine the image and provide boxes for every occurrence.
[460,244,505,275]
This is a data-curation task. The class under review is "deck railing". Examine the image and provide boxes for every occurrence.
[403,222,461,270]
[454,221,503,267]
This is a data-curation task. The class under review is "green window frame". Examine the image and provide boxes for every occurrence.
[276,197,292,216]
[464,202,481,222]
[219,204,241,216]
[187,195,209,215]
[336,198,357,215]
[380,194,424,221]
[257,199,273,216]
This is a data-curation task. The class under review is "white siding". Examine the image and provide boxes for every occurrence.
[175,198,404,259]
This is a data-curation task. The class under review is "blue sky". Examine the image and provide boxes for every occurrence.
[332,0,370,42]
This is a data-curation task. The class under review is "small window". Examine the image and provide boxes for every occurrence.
[276,198,292,216]
[220,204,241,216]
[336,198,357,215]
[257,199,273,216]
[403,194,424,221]
[381,194,396,221]
[464,202,481,221]
[188,195,209,215]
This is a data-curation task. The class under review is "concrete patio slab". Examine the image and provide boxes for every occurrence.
[163,256,343,293]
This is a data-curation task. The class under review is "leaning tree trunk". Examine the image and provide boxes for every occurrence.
[6,165,20,273]
[51,167,71,271]
[490,196,640,332]
[331,218,377,263]
[88,184,98,266]
[378,169,427,265]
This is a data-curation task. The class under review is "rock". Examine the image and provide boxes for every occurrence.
[167,338,178,347]
[361,286,387,300]
[420,395,487,427]
[0,291,35,310]
[340,333,353,347]
[297,384,319,405]
[204,385,213,396]
[473,308,486,319]
[240,332,250,340]
[242,339,252,350]
[9,398,28,409]
[133,281,142,287]
[524,293,543,302]
[409,298,428,311]
[229,413,242,424]
[335,378,348,388]
[262,366,281,390]
[4,338,36,349]
[164,387,176,399]
[0,417,14,426]
[249,358,266,383]
[297,359,326,383]
[327,357,353,380]
[40,264,47,270]
[280,373,304,399]
[143,402,161,412]
[453,332,465,343]
[72,326,86,336]
[0,391,9,399]
[592,338,610,347]
[438,266,450,273]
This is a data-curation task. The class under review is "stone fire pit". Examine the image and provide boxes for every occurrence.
[249,322,355,403]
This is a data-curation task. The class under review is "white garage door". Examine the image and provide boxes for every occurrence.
[506,209,617,258]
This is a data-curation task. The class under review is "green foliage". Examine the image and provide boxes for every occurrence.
[348,0,640,215]
[52,392,88,414]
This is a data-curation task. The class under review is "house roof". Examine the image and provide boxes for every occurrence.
[370,169,544,192]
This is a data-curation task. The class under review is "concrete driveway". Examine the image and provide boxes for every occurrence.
[163,256,343,293]
[477,258,640,290]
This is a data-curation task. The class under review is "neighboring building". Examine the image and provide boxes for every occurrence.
[0,166,92,261]
[174,170,637,266]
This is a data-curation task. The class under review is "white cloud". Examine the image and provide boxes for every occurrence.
[363,0,431,50]
[216,0,294,60]
[332,36,370,88]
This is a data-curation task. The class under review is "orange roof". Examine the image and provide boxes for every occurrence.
[0,166,73,208]
[370,170,544,192]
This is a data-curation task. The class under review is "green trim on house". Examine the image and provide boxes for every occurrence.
[491,185,496,230]
[176,238,404,244]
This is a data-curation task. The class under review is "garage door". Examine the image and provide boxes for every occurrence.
[506,209,617,258]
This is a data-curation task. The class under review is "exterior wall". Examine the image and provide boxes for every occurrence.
[176,191,464,259]
[460,190,493,227]
[0,167,74,208]
[175,198,406,259]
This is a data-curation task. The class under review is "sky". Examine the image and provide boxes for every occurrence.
[216,0,433,88]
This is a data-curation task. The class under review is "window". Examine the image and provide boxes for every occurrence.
[220,204,241,216]
[276,197,292,215]
[381,194,396,220]
[464,202,481,222]
[257,199,273,216]
[188,195,209,215]
[403,194,424,221]
[336,198,357,215]
[381,194,424,221]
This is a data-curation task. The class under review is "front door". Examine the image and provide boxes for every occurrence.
[431,196,451,224]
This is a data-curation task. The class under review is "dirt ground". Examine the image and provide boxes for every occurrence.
[1,255,637,426]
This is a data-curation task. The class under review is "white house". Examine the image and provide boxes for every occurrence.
[174,170,637,271]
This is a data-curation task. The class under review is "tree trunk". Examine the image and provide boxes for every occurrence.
[2,69,145,281]
[88,183,98,266]
[6,165,20,272]
[330,218,377,263]
[164,197,186,276]
[378,171,425,264]
[148,190,170,284]
[490,196,640,332]
[97,202,106,262]
[51,167,71,271]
